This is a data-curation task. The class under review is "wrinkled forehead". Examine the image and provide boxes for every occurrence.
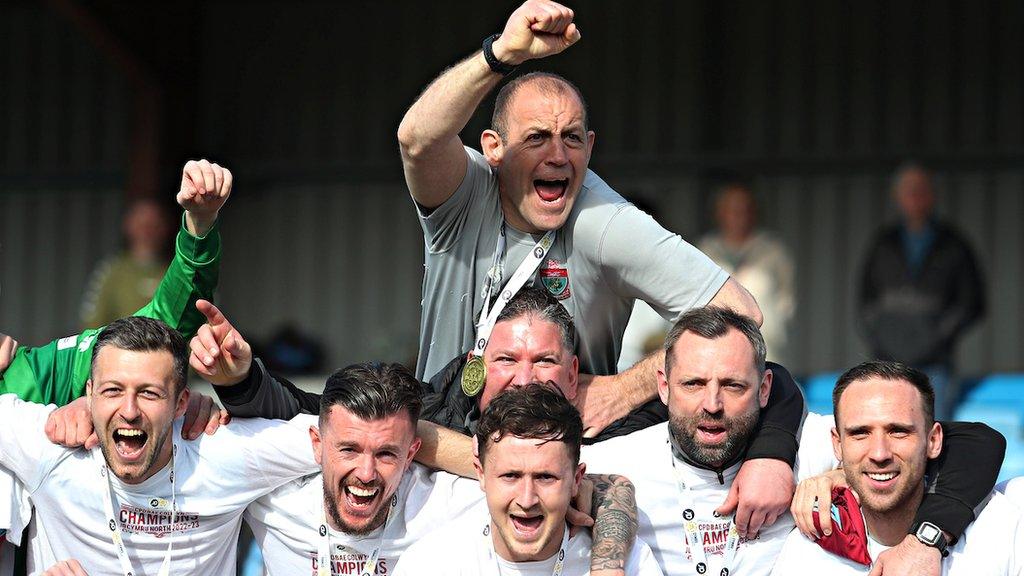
[506,81,587,127]
[482,433,573,468]
[490,313,570,352]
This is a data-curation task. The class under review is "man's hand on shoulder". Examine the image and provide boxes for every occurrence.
[189,299,252,386]
[716,458,794,538]
[45,397,98,449]
[181,392,231,440]
[573,374,633,438]
[178,159,233,237]
[868,535,941,576]
[492,0,581,66]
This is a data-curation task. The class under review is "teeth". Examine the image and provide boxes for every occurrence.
[117,429,144,437]
[868,472,897,481]
[347,486,378,498]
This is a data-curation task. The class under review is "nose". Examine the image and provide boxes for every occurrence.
[867,433,894,465]
[546,139,568,166]
[120,393,141,421]
[516,479,539,511]
[353,453,377,484]
[512,362,537,386]
[700,384,724,415]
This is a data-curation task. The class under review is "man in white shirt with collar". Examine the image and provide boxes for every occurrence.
[394,383,662,575]
[580,307,838,576]
[771,361,1024,575]
[0,315,319,575]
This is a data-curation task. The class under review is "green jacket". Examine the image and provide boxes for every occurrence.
[0,218,220,405]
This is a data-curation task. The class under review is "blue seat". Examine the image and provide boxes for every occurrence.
[800,371,841,416]
[963,374,1024,404]
[953,402,1024,443]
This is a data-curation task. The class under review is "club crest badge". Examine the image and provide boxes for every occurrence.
[540,260,571,300]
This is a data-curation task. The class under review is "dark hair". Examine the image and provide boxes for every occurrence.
[491,285,575,352]
[491,72,589,141]
[663,306,766,377]
[91,316,188,394]
[319,362,423,428]
[476,383,583,466]
[832,360,935,426]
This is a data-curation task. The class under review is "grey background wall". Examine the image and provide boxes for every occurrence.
[2,0,1022,376]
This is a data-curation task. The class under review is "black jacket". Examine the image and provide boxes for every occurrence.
[858,221,986,366]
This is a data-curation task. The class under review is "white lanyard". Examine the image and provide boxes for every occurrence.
[317,489,397,576]
[472,224,556,357]
[670,446,740,576]
[95,444,177,576]
[483,521,568,576]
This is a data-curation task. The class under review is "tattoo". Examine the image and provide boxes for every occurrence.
[588,474,639,571]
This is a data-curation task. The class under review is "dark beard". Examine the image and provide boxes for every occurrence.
[668,407,759,469]
[322,484,391,536]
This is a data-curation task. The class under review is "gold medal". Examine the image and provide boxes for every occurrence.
[461,355,486,397]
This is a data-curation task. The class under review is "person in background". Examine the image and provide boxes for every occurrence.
[699,182,796,366]
[857,163,986,419]
[80,198,172,329]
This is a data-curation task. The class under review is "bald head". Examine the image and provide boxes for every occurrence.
[491,72,589,141]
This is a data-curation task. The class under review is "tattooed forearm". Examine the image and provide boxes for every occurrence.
[588,473,639,572]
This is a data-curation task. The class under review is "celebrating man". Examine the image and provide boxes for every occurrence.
[771,362,1024,575]
[394,384,663,575]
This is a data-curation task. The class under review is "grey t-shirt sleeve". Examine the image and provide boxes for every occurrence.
[416,146,495,253]
[597,203,729,321]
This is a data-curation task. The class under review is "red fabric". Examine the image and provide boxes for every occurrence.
[812,486,872,566]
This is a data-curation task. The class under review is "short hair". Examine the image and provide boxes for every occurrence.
[491,72,589,141]
[492,285,576,352]
[91,316,188,394]
[663,307,766,377]
[319,362,423,429]
[832,360,935,427]
[476,383,583,466]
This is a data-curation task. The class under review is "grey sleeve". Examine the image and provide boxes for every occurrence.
[211,358,313,419]
[597,204,729,321]
[416,146,494,253]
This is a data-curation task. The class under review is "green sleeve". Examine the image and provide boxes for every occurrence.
[0,218,221,406]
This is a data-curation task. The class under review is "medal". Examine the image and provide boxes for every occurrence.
[461,356,486,397]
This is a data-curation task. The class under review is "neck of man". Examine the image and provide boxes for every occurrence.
[498,192,545,235]
[491,519,567,563]
[862,485,924,547]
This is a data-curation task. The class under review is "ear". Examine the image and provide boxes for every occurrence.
[926,421,943,459]
[564,355,580,400]
[758,368,773,409]
[407,436,423,464]
[657,368,670,406]
[831,426,843,463]
[86,379,94,410]
[309,425,323,466]
[585,130,596,161]
[174,388,190,419]
[571,461,586,498]
[473,436,486,489]
[481,130,505,167]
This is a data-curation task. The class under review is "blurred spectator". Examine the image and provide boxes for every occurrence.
[699,182,796,366]
[858,163,986,418]
[79,198,171,328]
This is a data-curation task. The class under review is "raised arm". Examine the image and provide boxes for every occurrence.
[397,0,580,209]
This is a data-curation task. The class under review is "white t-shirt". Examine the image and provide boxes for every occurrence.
[998,477,1024,507]
[392,505,664,575]
[581,413,838,576]
[247,462,483,575]
[0,394,319,576]
[770,491,1024,576]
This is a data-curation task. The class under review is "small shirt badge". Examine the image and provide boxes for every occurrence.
[540,259,571,300]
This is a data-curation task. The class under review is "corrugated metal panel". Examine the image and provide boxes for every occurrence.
[2,0,1023,379]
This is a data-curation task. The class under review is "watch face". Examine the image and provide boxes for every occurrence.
[918,523,941,543]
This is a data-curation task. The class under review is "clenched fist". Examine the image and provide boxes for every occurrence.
[178,159,232,236]
[492,0,581,66]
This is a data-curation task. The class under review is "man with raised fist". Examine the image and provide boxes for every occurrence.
[397,0,760,439]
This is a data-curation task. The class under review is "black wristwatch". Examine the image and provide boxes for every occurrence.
[482,34,517,76]
[912,521,950,558]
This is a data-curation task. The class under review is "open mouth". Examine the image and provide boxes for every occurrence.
[510,514,544,537]
[533,179,569,203]
[866,471,898,486]
[113,428,148,459]
[343,484,381,511]
[696,423,727,443]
